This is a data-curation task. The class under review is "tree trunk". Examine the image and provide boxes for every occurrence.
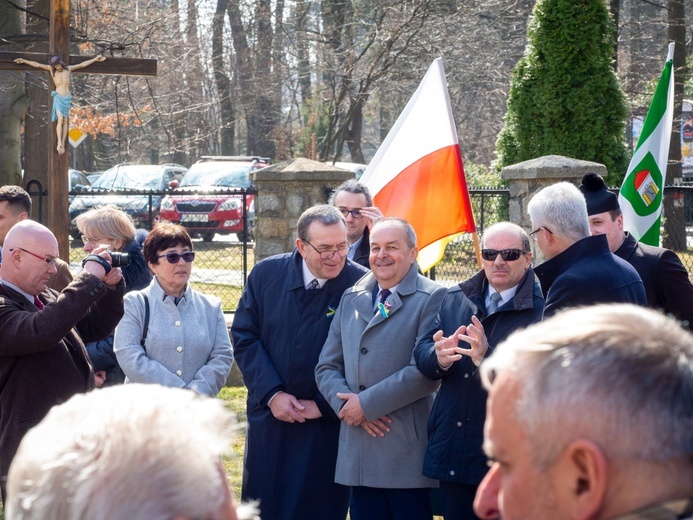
[0,1,28,186]
[212,0,235,155]
[662,0,687,251]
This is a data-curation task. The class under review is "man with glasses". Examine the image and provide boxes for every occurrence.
[412,222,544,520]
[527,182,646,317]
[0,185,72,291]
[232,204,368,520]
[0,220,124,503]
[316,217,446,520]
[331,180,384,269]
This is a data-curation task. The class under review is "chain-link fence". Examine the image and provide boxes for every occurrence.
[66,185,692,311]
[67,187,254,312]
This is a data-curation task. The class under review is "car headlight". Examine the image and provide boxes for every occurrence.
[218,198,241,211]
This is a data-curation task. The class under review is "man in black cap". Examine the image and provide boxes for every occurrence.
[579,172,693,330]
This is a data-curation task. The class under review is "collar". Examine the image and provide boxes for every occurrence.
[534,234,610,292]
[614,498,693,520]
[302,259,327,288]
[152,277,190,304]
[485,284,518,309]
[0,279,35,305]
[348,235,363,260]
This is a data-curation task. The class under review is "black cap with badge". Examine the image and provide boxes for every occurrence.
[578,173,621,216]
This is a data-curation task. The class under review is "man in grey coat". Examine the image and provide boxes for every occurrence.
[316,217,446,520]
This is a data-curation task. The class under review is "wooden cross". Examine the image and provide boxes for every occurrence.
[0,0,157,260]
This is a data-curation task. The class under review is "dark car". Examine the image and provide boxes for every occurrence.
[69,163,187,239]
[159,156,268,242]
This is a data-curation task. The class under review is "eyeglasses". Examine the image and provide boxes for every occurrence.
[157,251,196,264]
[338,208,364,219]
[9,247,57,267]
[81,234,103,244]
[481,249,527,262]
[303,240,351,260]
[529,226,554,241]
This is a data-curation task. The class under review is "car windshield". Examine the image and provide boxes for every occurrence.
[180,163,252,188]
[91,166,166,190]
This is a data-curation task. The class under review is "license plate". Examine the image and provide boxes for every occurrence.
[181,213,208,222]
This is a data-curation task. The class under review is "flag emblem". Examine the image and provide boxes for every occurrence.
[634,169,660,206]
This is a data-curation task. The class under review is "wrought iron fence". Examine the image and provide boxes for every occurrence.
[65,185,692,311]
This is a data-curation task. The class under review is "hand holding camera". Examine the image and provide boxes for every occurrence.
[82,245,126,285]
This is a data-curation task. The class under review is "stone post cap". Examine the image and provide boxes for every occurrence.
[252,157,353,182]
[501,155,607,180]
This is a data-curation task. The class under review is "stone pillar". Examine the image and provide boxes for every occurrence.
[501,155,607,262]
[252,158,352,262]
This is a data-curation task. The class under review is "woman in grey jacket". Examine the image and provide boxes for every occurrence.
[114,223,233,397]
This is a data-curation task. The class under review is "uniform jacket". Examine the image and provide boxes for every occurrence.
[615,232,693,330]
[315,263,446,488]
[414,268,544,485]
[231,250,368,520]
[0,272,124,496]
[351,227,371,269]
[114,277,233,398]
[534,234,647,317]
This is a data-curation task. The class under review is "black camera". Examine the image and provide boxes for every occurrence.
[110,252,130,268]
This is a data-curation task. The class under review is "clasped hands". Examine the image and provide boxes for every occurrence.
[337,392,392,438]
[434,315,489,369]
[269,392,322,423]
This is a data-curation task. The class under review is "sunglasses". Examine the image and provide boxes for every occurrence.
[481,249,526,262]
[157,251,196,264]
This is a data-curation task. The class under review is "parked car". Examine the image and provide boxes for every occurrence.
[327,161,368,180]
[68,169,90,204]
[159,156,268,242]
[69,163,187,239]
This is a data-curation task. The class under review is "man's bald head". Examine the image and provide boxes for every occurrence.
[2,221,59,295]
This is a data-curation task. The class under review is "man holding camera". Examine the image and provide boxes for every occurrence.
[0,220,124,503]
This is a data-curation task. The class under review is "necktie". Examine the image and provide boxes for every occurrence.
[375,289,391,314]
[487,292,502,315]
[307,278,320,290]
[33,295,44,310]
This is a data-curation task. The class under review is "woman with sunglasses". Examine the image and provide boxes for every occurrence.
[114,223,233,397]
[75,205,152,387]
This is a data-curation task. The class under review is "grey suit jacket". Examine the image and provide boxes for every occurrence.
[316,262,445,488]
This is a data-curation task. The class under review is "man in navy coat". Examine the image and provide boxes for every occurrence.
[414,222,544,520]
[231,205,368,520]
[579,172,693,330]
[527,182,646,317]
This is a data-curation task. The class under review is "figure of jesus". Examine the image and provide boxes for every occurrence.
[14,54,106,155]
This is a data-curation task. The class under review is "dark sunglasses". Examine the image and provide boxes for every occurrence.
[157,251,196,264]
[481,249,526,262]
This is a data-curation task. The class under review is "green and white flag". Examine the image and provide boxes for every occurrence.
[618,43,674,246]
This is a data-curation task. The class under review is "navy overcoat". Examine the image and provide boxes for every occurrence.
[231,250,367,520]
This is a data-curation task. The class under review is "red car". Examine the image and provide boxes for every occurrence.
[159,156,269,242]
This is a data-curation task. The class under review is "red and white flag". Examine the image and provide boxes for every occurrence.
[360,58,476,272]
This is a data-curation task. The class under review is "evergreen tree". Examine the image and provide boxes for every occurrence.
[496,0,629,184]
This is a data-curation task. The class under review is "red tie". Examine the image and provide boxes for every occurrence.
[33,296,44,310]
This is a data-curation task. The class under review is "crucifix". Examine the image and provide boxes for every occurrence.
[0,0,157,261]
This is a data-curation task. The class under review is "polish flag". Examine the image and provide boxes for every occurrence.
[360,58,476,272]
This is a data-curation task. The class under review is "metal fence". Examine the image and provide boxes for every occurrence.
[65,185,693,311]
[428,185,693,287]
[66,186,255,312]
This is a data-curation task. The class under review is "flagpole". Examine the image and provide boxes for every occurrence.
[472,232,482,269]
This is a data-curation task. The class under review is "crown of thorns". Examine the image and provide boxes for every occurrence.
[48,55,67,66]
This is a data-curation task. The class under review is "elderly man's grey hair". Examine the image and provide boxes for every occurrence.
[297,204,346,242]
[371,217,417,249]
[527,182,590,243]
[481,304,693,480]
[6,384,258,520]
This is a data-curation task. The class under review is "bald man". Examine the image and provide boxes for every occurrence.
[0,220,124,502]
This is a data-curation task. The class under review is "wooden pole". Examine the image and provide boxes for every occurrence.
[471,232,482,269]
[49,0,70,261]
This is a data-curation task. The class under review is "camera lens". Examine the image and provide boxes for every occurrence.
[110,252,130,268]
